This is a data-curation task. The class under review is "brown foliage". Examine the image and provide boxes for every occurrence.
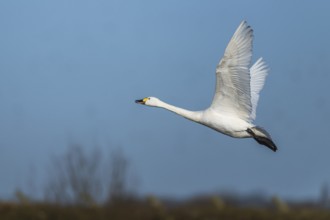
[1,200,330,220]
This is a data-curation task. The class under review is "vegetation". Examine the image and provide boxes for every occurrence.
[1,197,330,220]
[2,144,330,219]
[43,144,136,205]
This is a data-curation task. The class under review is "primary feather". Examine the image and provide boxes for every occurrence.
[249,57,268,120]
[211,21,253,121]
[211,21,268,123]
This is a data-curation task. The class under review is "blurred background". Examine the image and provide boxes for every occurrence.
[0,0,330,209]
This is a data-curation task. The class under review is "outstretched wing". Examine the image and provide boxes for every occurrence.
[210,21,253,121]
[249,57,269,120]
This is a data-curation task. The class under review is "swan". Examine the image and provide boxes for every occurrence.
[135,21,277,152]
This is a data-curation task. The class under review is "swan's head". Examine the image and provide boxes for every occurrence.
[135,97,160,107]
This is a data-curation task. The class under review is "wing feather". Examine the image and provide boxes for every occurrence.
[210,21,253,121]
[249,57,269,120]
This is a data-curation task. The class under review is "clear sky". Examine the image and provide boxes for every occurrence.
[1,0,330,200]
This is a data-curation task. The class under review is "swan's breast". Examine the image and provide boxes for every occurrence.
[200,109,252,138]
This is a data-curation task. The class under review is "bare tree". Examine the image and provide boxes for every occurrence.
[320,182,330,208]
[108,148,129,202]
[44,144,103,205]
[44,143,138,205]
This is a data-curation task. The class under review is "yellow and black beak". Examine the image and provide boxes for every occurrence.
[135,97,148,105]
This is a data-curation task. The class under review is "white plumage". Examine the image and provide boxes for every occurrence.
[136,21,277,152]
[249,58,268,120]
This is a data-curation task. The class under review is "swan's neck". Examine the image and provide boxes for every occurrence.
[156,100,202,123]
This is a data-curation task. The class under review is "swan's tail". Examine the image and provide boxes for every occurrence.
[247,126,277,152]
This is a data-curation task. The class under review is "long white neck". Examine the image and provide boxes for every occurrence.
[155,100,202,123]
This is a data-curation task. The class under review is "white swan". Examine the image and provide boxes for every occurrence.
[136,21,277,152]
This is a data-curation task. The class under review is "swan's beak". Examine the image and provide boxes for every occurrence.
[135,98,146,105]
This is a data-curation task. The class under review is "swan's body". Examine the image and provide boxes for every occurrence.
[136,21,277,152]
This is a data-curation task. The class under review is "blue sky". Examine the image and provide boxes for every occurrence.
[1,0,330,200]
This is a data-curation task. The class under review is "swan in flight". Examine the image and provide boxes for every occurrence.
[135,21,277,152]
